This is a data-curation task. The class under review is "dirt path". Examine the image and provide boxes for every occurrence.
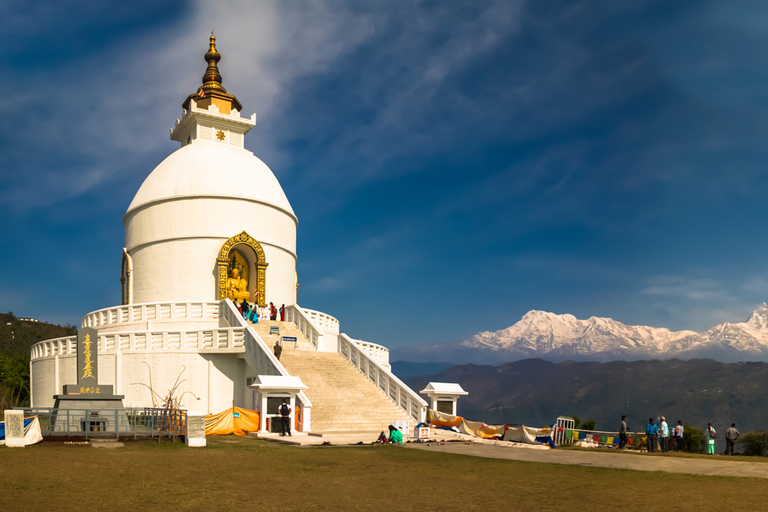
[405,443,768,478]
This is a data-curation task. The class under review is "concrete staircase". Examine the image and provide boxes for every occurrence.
[247,319,413,434]
[248,320,316,351]
[281,350,413,434]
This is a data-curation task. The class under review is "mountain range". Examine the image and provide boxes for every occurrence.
[391,303,768,364]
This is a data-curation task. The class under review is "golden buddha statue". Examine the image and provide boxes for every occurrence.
[226,268,250,301]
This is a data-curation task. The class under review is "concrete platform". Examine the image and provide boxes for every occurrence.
[246,431,387,446]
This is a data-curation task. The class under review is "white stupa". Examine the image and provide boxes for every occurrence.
[123,36,296,308]
[29,36,430,435]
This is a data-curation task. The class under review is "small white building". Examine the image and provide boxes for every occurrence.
[420,382,468,416]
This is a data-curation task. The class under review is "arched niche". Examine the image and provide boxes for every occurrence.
[121,248,133,305]
[216,231,268,306]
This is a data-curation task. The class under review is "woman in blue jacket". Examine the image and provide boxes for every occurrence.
[646,418,658,453]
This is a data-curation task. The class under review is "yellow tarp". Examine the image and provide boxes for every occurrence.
[427,409,463,428]
[205,407,261,436]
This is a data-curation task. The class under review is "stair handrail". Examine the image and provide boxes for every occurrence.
[299,308,340,335]
[285,304,320,349]
[338,333,427,423]
[220,300,312,410]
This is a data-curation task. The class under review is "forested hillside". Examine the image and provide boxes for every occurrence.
[0,312,76,413]
[404,358,768,438]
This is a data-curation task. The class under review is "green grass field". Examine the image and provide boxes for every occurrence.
[1,436,766,511]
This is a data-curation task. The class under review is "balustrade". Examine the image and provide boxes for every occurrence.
[81,301,220,329]
[337,334,426,423]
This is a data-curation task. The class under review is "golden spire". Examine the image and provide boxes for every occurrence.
[182,34,242,112]
[201,34,226,94]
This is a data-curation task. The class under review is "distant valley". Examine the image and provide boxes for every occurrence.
[402,358,768,447]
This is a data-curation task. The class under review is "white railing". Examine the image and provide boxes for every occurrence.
[82,301,220,329]
[219,298,245,328]
[285,304,320,348]
[220,300,313,423]
[349,339,390,367]
[301,308,340,335]
[338,333,427,423]
[30,336,77,359]
[31,327,247,359]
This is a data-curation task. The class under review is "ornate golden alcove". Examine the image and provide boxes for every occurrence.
[216,231,268,306]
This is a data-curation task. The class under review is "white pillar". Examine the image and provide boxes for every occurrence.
[185,412,207,447]
[4,410,25,448]
[258,393,268,434]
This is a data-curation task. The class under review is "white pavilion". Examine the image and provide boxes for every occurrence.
[29,36,431,434]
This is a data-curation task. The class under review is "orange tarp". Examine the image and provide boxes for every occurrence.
[427,409,463,428]
[205,407,260,436]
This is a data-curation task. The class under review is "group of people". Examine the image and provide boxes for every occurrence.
[376,425,403,444]
[236,300,285,323]
[618,415,740,454]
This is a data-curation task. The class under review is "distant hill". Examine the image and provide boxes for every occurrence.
[403,358,768,445]
[0,312,76,356]
[390,361,455,378]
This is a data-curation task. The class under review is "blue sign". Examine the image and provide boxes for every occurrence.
[282,336,297,342]
[270,326,280,335]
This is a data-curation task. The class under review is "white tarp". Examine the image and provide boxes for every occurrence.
[501,425,551,444]
[0,416,44,446]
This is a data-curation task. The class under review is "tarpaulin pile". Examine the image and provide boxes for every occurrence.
[564,430,646,448]
[427,409,554,446]
[205,407,261,436]
[0,416,44,446]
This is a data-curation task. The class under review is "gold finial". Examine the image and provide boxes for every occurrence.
[182,34,242,112]
[201,34,226,93]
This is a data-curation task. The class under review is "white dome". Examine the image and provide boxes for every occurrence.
[126,140,295,218]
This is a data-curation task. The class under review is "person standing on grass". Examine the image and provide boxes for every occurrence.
[279,399,292,437]
[705,423,717,455]
[659,416,669,453]
[646,418,658,453]
[618,415,628,449]
[725,423,739,455]
[674,420,684,453]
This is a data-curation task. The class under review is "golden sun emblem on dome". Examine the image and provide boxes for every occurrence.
[216,130,225,141]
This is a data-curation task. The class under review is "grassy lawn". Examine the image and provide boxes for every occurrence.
[1,436,767,511]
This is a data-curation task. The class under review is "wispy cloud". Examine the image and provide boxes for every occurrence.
[641,275,731,301]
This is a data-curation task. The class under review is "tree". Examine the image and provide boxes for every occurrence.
[682,423,704,453]
[570,416,596,430]
[0,353,30,410]
[739,431,768,457]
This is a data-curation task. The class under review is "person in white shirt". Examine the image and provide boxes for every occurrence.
[674,420,684,453]
[659,416,670,453]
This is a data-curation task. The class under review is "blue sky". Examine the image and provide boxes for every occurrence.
[3,1,768,354]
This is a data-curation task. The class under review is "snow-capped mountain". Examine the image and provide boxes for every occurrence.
[459,303,768,362]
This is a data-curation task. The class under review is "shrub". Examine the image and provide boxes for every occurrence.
[580,420,596,431]
[682,424,704,454]
[739,431,768,457]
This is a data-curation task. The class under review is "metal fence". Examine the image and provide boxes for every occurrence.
[15,407,188,441]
